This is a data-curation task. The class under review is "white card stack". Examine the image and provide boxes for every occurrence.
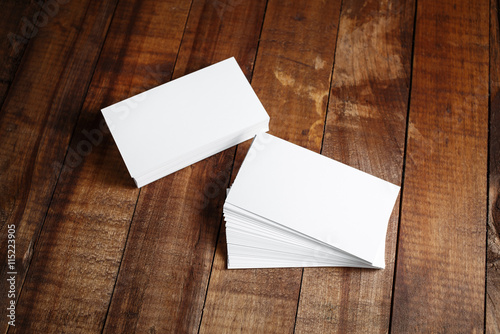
[102,57,270,187]
[223,133,400,269]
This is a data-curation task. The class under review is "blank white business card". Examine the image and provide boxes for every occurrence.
[224,133,400,269]
[102,57,270,187]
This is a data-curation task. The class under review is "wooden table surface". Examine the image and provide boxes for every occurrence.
[0,0,497,332]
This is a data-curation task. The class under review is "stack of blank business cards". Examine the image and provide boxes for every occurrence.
[223,133,400,269]
[102,57,270,187]
[102,56,400,270]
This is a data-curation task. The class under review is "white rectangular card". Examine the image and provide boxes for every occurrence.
[224,133,400,269]
[102,57,270,187]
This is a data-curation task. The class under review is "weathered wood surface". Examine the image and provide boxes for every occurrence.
[102,0,267,332]
[199,0,342,332]
[8,0,190,332]
[0,0,493,332]
[295,0,414,333]
[0,0,38,106]
[487,0,500,332]
[391,0,489,332]
[0,0,119,332]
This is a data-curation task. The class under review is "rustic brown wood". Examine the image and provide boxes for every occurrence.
[8,1,191,332]
[101,1,267,333]
[391,0,489,332]
[0,0,119,332]
[487,0,500,332]
[199,0,342,332]
[0,0,38,106]
[0,1,495,332]
[294,0,414,332]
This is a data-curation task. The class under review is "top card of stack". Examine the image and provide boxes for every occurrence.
[223,133,400,269]
[101,57,270,187]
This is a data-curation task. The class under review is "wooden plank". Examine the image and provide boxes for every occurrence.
[294,0,414,332]
[199,0,342,332]
[391,0,489,332]
[101,1,267,333]
[9,1,191,332]
[0,0,119,331]
[487,0,500,332]
[0,0,39,106]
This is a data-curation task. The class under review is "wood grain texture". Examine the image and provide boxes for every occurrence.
[199,0,342,332]
[294,0,414,332]
[487,0,500,332]
[391,0,489,332]
[102,1,267,332]
[0,0,118,332]
[9,1,191,332]
[0,0,38,106]
[0,1,494,332]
